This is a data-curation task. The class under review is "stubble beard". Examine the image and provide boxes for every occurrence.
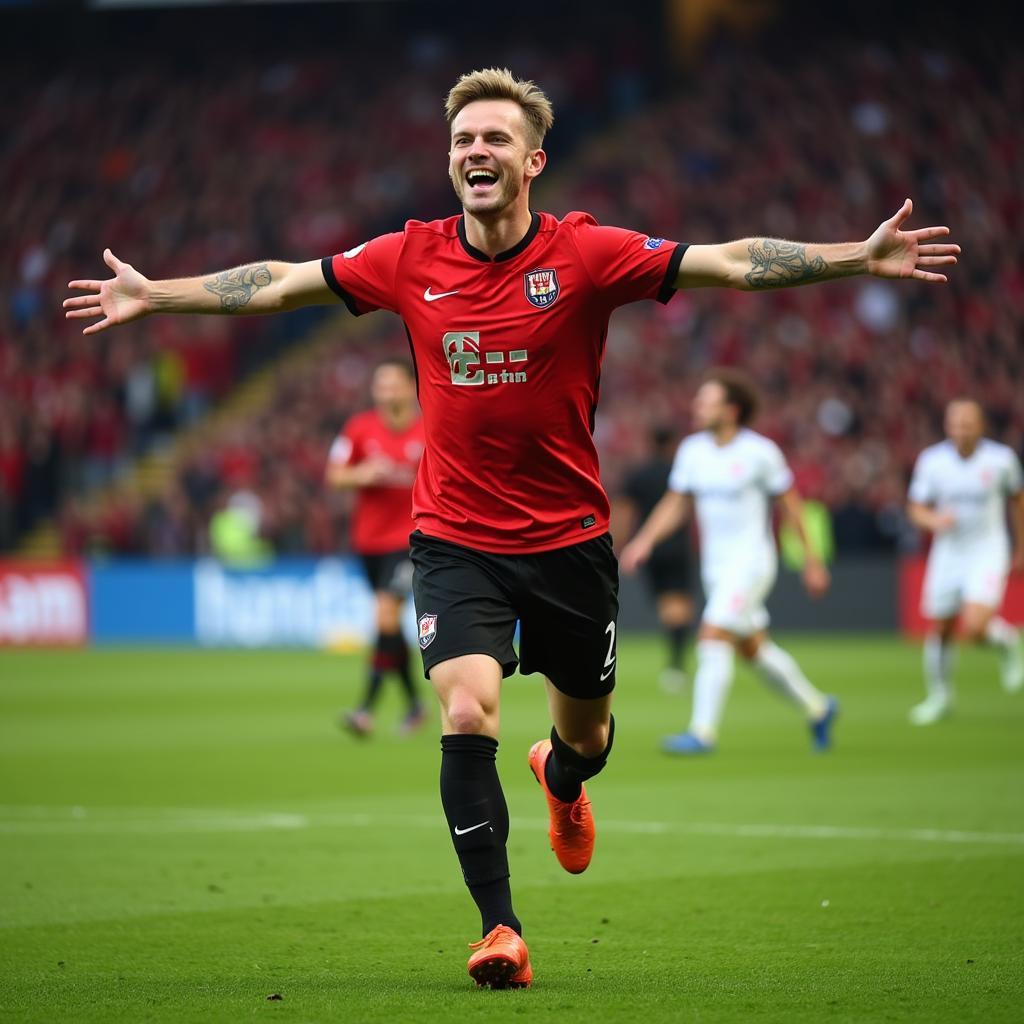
[452,172,522,219]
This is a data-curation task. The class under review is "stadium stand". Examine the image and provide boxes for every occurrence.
[3,9,1020,556]
[545,39,1023,552]
[1,7,654,554]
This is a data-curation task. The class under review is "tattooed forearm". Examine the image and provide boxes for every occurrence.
[203,264,272,311]
[744,241,827,289]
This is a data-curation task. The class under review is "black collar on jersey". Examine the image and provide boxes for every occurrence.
[456,212,540,263]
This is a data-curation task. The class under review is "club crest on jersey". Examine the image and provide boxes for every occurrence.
[418,613,438,650]
[524,268,559,309]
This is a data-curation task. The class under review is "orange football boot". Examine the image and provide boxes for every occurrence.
[467,924,532,989]
[528,739,596,874]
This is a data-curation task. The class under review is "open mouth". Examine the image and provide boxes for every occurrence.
[466,168,499,194]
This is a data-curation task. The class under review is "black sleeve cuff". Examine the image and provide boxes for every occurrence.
[321,256,362,317]
[657,242,689,304]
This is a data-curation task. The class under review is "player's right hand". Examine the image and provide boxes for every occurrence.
[63,249,153,335]
[618,537,651,575]
[932,510,957,534]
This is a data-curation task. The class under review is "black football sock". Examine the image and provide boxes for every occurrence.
[374,631,405,674]
[398,665,421,711]
[544,715,616,804]
[360,632,401,711]
[666,624,690,671]
[358,669,384,712]
[439,734,521,937]
[378,632,419,709]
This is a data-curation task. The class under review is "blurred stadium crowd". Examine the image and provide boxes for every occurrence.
[557,41,1023,552]
[2,8,1020,557]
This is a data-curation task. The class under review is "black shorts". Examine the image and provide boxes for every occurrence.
[644,546,693,598]
[359,549,414,595]
[409,531,619,700]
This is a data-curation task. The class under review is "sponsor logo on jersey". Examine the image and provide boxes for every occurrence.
[581,515,597,529]
[524,268,560,309]
[644,237,666,250]
[418,612,438,650]
[442,331,529,386]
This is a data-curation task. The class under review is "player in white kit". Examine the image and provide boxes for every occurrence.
[906,399,1024,725]
[621,369,838,754]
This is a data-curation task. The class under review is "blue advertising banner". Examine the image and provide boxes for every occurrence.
[193,559,374,648]
[89,558,382,647]
[89,561,195,643]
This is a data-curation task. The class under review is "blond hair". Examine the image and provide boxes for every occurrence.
[445,68,554,149]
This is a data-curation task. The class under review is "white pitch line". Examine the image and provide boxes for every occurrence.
[0,813,310,835]
[0,807,1023,847]
[628,821,1024,847]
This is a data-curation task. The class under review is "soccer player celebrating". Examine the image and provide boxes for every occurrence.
[64,68,959,988]
[906,399,1024,725]
[621,370,837,754]
[617,426,696,693]
[325,358,426,737]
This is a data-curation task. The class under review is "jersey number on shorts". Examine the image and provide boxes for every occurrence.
[600,621,617,681]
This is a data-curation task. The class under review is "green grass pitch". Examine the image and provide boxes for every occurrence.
[1,635,1022,1022]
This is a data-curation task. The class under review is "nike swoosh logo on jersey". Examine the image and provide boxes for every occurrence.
[424,287,460,302]
[600,663,616,681]
[454,820,490,836]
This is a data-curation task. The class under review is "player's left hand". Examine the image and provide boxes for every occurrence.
[802,561,831,599]
[1012,547,1024,575]
[865,199,960,283]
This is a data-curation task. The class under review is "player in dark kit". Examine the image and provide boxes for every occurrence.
[325,359,426,737]
[618,426,696,693]
[65,67,959,989]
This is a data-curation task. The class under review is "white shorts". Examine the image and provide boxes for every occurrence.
[921,539,1010,620]
[701,558,776,637]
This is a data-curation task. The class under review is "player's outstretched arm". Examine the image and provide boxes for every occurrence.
[619,491,692,574]
[676,199,959,291]
[777,488,830,598]
[64,250,336,335]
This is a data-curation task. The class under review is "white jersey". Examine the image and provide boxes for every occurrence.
[908,439,1022,550]
[668,428,793,577]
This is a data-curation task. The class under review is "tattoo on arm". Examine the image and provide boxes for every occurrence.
[744,241,827,288]
[203,264,272,311]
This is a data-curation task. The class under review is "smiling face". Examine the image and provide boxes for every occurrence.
[448,99,545,217]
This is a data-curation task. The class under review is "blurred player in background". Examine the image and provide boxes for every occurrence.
[65,67,958,989]
[616,426,695,692]
[325,359,426,737]
[906,399,1024,724]
[621,370,837,754]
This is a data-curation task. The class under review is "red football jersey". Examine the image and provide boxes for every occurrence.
[322,211,687,554]
[327,409,425,554]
